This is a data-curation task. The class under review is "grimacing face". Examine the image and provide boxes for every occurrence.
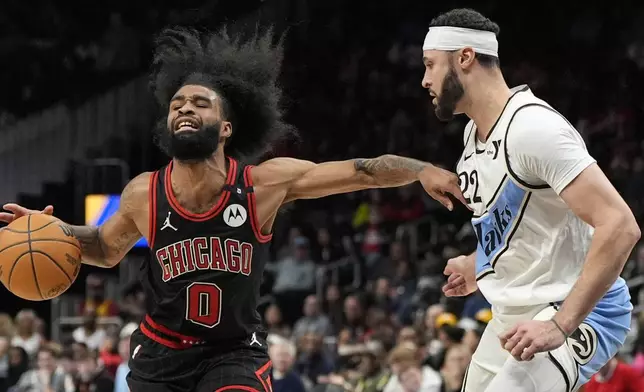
[154,84,232,161]
[421,50,465,121]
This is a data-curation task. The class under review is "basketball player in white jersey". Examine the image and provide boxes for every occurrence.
[421,8,641,392]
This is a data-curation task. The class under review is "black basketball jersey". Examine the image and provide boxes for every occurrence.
[141,157,271,346]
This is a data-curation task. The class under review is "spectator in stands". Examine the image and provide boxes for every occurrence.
[584,355,644,391]
[316,227,346,264]
[14,346,74,392]
[269,336,307,392]
[72,309,107,351]
[71,342,90,362]
[342,295,366,343]
[352,341,391,392]
[293,295,332,340]
[271,236,317,294]
[0,313,15,389]
[384,343,441,392]
[264,303,291,338]
[75,352,114,392]
[324,285,345,335]
[295,332,334,387]
[113,326,134,392]
[424,313,464,371]
[440,345,471,392]
[11,310,42,359]
[6,346,29,391]
[81,275,118,317]
[270,236,317,323]
[97,335,120,377]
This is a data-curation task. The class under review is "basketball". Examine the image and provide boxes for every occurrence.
[0,214,81,301]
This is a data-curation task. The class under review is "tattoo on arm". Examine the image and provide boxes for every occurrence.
[354,154,429,186]
[65,224,139,268]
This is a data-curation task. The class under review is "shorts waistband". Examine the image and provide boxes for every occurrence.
[139,314,206,349]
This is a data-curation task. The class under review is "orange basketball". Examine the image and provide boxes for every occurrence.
[0,214,81,301]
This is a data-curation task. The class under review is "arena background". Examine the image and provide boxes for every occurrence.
[0,0,643,391]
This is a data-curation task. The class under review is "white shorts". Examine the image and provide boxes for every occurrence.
[463,284,631,392]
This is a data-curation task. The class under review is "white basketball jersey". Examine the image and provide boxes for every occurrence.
[456,85,596,309]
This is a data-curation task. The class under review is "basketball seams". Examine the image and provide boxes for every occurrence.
[0,238,80,255]
[32,250,73,284]
[26,216,44,300]
[7,250,33,291]
[2,219,57,233]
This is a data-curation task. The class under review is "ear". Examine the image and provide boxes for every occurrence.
[458,47,476,70]
[221,121,233,138]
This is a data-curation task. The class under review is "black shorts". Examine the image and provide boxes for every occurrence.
[127,329,272,392]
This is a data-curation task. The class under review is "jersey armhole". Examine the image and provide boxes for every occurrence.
[503,104,550,190]
[243,166,273,244]
[148,171,159,248]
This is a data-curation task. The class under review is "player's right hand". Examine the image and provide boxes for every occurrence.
[442,254,477,297]
[0,203,54,224]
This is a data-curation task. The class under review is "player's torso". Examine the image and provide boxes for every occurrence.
[456,86,591,308]
[142,157,271,341]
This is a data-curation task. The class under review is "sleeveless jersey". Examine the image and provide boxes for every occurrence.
[455,85,616,311]
[141,157,272,346]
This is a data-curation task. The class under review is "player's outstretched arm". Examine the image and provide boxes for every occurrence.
[254,155,467,210]
[0,173,148,268]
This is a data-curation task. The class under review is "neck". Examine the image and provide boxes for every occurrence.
[462,69,511,142]
[171,149,228,202]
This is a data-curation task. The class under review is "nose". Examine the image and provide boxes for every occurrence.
[177,102,195,115]
[421,69,431,89]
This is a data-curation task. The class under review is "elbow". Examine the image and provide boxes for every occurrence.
[611,212,641,248]
[622,214,641,245]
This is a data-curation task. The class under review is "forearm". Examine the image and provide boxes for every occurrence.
[354,154,430,187]
[64,225,118,268]
[553,221,640,334]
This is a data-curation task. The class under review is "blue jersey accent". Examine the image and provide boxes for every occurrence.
[575,278,632,387]
[472,180,528,275]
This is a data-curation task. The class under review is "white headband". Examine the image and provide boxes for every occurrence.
[423,26,498,57]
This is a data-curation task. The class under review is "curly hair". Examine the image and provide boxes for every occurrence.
[150,26,296,162]
[430,9,500,68]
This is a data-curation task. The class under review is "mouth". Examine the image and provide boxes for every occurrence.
[174,117,200,132]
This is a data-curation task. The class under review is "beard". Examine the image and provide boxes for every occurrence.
[154,121,221,162]
[434,65,465,121]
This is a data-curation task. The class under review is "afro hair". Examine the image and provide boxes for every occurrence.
[150,26,296,162]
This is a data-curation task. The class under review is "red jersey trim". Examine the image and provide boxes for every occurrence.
[243,166,273,243]
[140,315,205,350]
[255,360,273,392]
[164,157,237,222]
[148,171,159,248]
[215,387,260,392]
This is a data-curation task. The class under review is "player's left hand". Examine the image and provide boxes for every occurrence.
[0,203,54,224]
[499,320,566,361]
[418,165,469,211]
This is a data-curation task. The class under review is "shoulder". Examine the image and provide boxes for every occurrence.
[507,105,584,155]
[120,172,153,213]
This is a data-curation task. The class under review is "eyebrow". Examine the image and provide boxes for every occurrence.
[170,94,213,102]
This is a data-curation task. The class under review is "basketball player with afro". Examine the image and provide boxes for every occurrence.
[0,27,466,391]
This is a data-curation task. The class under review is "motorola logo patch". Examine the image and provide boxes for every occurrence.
[223,204,247,228]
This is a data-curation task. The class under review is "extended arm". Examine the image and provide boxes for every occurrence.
[254,155,464,208]
[553,164,640,333]
[1,173,149,268]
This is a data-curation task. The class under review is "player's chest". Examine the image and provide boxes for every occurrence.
[456,140,508,215]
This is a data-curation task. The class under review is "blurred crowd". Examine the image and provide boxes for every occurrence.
[1,1,644,391]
